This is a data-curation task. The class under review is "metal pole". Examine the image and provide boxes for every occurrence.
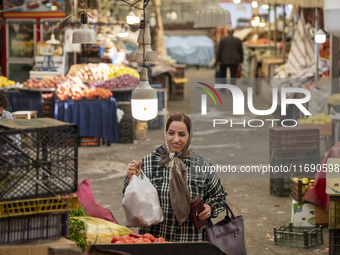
[282,4,286,62]
[315,8,319,84]
[274,4,277,56]
[267,5,271,48]
[331,35,340,94]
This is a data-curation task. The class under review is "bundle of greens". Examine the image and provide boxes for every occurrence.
[69,206,87,251]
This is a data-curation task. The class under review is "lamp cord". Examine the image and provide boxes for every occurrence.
[142,0,150,68]
[142,0,146,68]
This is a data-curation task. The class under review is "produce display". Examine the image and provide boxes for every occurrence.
[292,177,314,196]
[328,93,340,105]
[55,76,112,101]
[111,233,169,244]
[21,63,139,100]
[87,74,139,89]
[0,76,16,87]
[23,75,67,89]
[72,63,109,81]
[107,65,139,79]
[246,38,275,46]
[69,206,132,251]
[69,63,139,82]
[298,113,332,124]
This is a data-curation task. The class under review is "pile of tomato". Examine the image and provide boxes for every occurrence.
[111,233,169,244]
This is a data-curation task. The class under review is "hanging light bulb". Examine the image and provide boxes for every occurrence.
[233,0,241,4]
[251,16,260,27]
[288,4,293,9]
[131,67,158,121]
[149,13,157,28]
[315,29,326,44]
[126,9,140,25]
[47,33,60,44]
[130,0,158,121]
[194,0,232,28]
[262,4,269,10]
[259,18,266,27]
[170,11,178,21]
[129,23,157,63]
[72,13,97,44]
[51,5,58,11]
[251,1,258,8]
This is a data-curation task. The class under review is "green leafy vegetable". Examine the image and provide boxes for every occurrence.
[69,206,87,251]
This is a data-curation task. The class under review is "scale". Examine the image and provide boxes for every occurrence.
[34,44,58,71]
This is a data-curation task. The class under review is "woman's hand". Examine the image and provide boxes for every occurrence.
[127,160,142,180]
[198,204,212,221]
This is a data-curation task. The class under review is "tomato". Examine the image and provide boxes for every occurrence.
[134,239,145,244]
[142,233,155,243]
[115,241,125,244]
[123,235,133,243]
[111,236,124,243]
[155,237,166,243]
[142,238,152,243]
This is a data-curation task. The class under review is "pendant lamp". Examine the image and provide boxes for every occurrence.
[72,13,97,44]
[324,0,340,37]
[129,23,157,63]
[131,67,158,121]
[194,0,232,28]
[315,29,326,44]
[126,9,140,25]
[47,33,60,44]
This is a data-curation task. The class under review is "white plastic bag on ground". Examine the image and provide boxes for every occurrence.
[122,174,163,227]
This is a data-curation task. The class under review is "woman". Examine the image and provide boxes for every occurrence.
[123,113,227,241]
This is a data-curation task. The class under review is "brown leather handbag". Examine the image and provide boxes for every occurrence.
[189,195,207,231]
[204,201,247,255]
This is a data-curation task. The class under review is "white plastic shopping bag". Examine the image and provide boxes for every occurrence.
[122,174,164,227]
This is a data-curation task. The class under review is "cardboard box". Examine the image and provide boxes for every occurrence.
[291,199,315,227]
[326,158,340,194]
[315,204,329,227]
[0,237,77,255]
[298,121,332,136]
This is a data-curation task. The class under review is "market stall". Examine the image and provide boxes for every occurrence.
[54,97,118,145]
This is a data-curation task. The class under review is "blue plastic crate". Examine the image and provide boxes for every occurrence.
[151,84,164,111]
[148,115,164,130]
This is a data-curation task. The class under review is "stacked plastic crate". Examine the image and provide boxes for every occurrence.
[148,84,167,130]
[329,196,340,254]
[0,118,79,244]
[269,126,320,197]
[118,102,133,143]
[170,64,187,100]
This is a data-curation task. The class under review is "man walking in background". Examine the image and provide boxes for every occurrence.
[217,28,243,85]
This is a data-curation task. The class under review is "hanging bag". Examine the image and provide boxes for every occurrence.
[122,172,164,227]
[204,201,247,255]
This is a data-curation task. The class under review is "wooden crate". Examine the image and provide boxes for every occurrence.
[269,126,320,153]
[12,111,38,120]
[298,121,332,136]
[170,78,188,100]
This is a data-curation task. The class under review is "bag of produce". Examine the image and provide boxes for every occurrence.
[122,174,164,227]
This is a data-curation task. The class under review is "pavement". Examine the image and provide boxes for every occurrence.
[78,70,330,255]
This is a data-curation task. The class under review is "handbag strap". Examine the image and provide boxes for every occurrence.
[223,200,236,219]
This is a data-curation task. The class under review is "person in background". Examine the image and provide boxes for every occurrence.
[123,113,227,241]
[0,91,20,155]
[0,91,14,120]
[216,28,243,85]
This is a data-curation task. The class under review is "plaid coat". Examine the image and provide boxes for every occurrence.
[123,152,227,242]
